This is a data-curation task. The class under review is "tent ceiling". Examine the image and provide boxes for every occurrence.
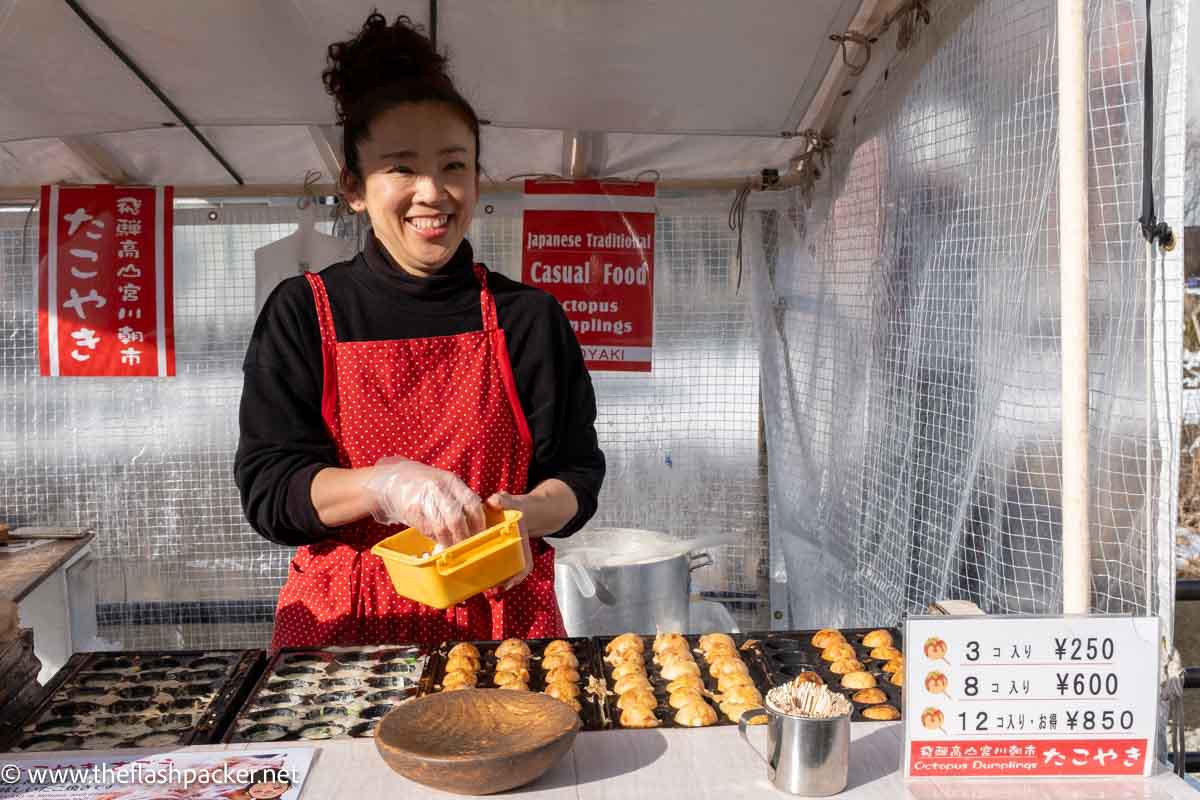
[0,0,868,191]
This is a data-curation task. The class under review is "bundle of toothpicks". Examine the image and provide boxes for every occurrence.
[766,679,851,718]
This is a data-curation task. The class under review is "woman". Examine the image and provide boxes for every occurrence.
[235,13,604,649]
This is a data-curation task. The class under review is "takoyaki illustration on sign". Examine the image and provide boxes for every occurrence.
[921,706,946,734]
[923,637,949,663]
[924,670,950,698]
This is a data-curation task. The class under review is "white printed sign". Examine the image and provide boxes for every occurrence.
[903,615,1159,779]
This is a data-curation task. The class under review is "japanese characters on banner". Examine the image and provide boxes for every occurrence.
[521,180,654,372]
[903,616,1159,779]
[38,185,175,377]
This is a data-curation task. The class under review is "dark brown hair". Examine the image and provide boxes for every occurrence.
[322,12,481,179]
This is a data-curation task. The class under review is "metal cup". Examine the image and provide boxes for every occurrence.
[738,705,850,796]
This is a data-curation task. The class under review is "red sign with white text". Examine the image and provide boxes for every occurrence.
[908,738,1148,777]
[522,180,654,372]
[38,185,175,377]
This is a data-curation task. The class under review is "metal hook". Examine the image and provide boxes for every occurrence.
[830,31,874,77]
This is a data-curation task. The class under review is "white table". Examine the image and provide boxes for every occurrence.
[8,722,1193,799]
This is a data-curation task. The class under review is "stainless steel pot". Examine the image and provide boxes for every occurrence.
[553,542,713,637]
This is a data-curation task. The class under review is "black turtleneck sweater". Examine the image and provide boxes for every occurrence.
[234,235,605,546]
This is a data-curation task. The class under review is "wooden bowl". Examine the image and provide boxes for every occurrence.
[375,688,580,795]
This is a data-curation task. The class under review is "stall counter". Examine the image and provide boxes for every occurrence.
[5,722,1197,799]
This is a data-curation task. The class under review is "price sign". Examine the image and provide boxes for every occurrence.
[903,616,1159,779]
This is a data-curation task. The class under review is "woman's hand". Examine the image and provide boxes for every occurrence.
[362,458,487,549]
[485,492,535,592]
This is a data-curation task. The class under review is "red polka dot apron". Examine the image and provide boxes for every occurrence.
[270,264,566,649]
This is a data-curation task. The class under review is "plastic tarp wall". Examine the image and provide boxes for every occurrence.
[753,0,1186,629]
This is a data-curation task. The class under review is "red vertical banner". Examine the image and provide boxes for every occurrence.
[521,180,655,372]
[38,185,175,377]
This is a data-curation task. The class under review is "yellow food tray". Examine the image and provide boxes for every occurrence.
[371,509,525,609]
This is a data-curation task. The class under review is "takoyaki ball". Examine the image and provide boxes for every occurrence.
[830,659,866,675]
[841,671,877,690]
[674,701,718,727]
[614,674,653,695]
[544,681,581,701]
[448,642,480,660]
[653,633,688,654]
[545,667,581,684]
[668,689,705,709]
[607,634,645,655]
[852,688,888,705]
[717,672,756,692]
[719,685,763,706]
[496,639,531,659]
[811,628,845,648]
[707,656,749,679]
[821,643,857,662]
[543,640,574,656]
[541,652,579,671]
[617,688,658,710]
[666,674,705,693]
[862,629,893,649]
[441,670,477,689]
[883,659,905,675]
[701,642,739,661]
[494,663,531,683]
[869,646,903,662]
[721,702,767,724]
[444,654,480,673]
[606,649,646,668]
[698,633,736,653]
[659,659,701,681]
[862,704,900,721]
[612,661,647,681]
[653,640,693,665]
[890,671,905,687]
[620,704,660,728]
[791,671,824,686]
[496,656,530,675]
[493,670,529,687]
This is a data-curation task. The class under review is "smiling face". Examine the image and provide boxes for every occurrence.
[248,782,290,799]
[343,101,479,277]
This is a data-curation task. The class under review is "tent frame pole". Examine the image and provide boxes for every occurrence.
[1057,0,1091,615]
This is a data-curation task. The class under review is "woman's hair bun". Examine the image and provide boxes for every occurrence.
[322,12,452,123]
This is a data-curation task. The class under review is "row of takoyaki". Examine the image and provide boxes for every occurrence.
[439,639,586,715]
[807,628,902,720]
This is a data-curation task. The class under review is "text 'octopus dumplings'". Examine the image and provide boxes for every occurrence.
[830,659,865,675]
[821,643,856,662]
[614,674,653,695]
[869,646,903,662]
[851,688,888,705]
[861,629,894,649]
[544,681,581,701]
[659,659,701,681]
[666,674,704,693]
[864,704,900,721]
[617,688,658,711]
[544,640,574,656]
[448,642,480,660]
[541,652,579,671]
[620,704,660,728]
[674,701,718,727]
[496,639,531,659]
[841,671,877,690]
[811,629,845,648]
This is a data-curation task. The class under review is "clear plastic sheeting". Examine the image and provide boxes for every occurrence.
[752,0,1186,629]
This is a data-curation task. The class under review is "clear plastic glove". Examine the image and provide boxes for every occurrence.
[363,457,486,549]
[484,492,535,594]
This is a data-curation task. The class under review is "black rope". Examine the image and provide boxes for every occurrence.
[1138,0,1174,248]
[429,0,438,51]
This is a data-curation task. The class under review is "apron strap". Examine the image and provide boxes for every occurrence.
[304,272,340,437]
[473,263,498,331]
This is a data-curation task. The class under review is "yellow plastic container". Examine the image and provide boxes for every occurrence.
[371,509,525,609]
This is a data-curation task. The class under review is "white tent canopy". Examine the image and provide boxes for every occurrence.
[0,0,889,194]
